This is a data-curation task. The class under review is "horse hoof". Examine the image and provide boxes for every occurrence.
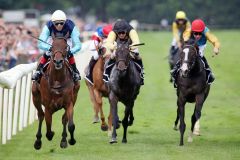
[60,141,68,148]
[101,124,108,131]
[34,140,42,150]
[68,139,76,145]
[92,116,100,123]
[173,125,178,131]
[46,131,55,141]
[193,130,200,136]
[109,138,117,144]
[122,139,127,143]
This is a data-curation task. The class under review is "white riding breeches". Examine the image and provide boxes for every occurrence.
[199,44,207,57]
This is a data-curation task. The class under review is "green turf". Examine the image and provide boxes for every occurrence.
[0,30,240,160]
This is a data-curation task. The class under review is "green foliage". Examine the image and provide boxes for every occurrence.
[0,30,240,160]
[0,0,239,26]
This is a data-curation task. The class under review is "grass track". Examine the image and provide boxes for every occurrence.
[0,30,240,160]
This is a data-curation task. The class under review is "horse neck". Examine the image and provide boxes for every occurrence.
[191,57,204,75]
[124,61,140,84]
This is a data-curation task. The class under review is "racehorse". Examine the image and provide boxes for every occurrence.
[32,33,80,150]
[85,51,112,134]
[108,40,142,143]
[174,39,210,146]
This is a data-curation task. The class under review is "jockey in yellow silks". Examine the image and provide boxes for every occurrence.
[170,11,191,53]
[103,19,144,85]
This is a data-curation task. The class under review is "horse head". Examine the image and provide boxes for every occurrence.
[115,41,131,72]
[51,33,69,70]
[179,40,199,78]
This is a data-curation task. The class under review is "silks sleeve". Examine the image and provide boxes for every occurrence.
[38,25,51,51]
[172,22,179,42]
[183,21,191,41]
[70,26,82,54]
[105,31,117,50]
[206,31,220,49]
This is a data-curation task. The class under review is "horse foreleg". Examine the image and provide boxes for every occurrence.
[45,109,55,141]
[34,105,44,150]
[177,96,186,146]
[94,90,108,131]
[191,94,205,136]
[86,82,100,123]
[173,107,179,130]
[122,104,133,143]
[60,112,68,148]
[109,92,118,144]
[67,103,76,146]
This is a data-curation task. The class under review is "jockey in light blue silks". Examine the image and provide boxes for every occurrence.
[32,10,82,82]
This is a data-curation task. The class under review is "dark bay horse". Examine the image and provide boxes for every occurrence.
[32,34,80,149]
[175,40,210,146]
[108,40,142,143]
[85,52,112,134]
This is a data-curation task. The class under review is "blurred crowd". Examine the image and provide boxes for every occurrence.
[0,18,105,72]
[0,20,41,72]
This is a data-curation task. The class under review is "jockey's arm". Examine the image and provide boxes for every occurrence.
[104,31,117,57]
[129,29,140,52]
[172,22,180,43]
[38,25,51,51]
[206,31,220,50]
[183,21,191,42]
[70,26,82,54]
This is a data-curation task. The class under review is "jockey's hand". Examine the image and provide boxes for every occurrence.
[213,47,219,55]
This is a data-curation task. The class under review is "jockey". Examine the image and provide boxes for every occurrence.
[171,19,220,86]
[85,24,113,84]
[170,11,191,56]
[32,10,82,82]
[103,19,144,85]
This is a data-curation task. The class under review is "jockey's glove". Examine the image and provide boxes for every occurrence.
[213,47,219,55]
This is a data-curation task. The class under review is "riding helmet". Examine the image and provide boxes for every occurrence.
[113,20,129,33]
[51,10,67,22]
[191,19,205,32]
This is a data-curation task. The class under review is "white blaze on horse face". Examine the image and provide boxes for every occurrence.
[181,48,189,72]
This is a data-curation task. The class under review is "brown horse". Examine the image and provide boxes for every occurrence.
[32,33,80,150]
[85,53,112,134]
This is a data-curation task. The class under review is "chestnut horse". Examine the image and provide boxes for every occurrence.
[85,52,112,134]
[32,33,80,150]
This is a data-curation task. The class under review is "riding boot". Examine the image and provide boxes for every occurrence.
[170,60,181,88]
[134,59,145,85]
[71,63,81,82]
[32,63,44,81]
[170,45,177,58]
[103,58,115,82]
[202,56,215,84]
[85,57,97,84]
